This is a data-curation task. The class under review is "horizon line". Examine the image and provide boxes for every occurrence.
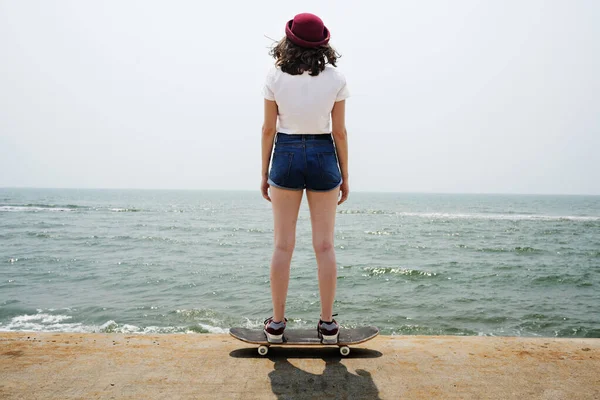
[1,186,598,197]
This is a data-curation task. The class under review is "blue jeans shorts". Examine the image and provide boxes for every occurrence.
[268,133,343,192]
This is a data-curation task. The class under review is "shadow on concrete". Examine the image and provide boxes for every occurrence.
[230,347,382,399]
[230,346,382,359]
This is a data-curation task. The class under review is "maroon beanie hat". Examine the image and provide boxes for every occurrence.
[285,13,330,48]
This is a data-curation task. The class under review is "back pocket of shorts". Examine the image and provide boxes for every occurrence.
[317,152,341,184]
[269,152,294,185]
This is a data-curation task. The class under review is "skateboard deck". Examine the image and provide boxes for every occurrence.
[229,326,379,356]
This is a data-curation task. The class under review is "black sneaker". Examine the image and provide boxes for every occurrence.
[264,317,287,343]
[317,314,339,344]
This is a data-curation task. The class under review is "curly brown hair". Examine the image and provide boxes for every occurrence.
[269,37,340,76]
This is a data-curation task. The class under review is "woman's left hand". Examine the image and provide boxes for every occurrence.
[261,177,271,202]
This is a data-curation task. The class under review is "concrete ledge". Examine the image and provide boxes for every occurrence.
[0,332,598,399]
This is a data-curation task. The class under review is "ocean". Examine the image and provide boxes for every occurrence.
[1,188,599,338]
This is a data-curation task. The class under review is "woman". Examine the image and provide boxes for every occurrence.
[261,13,350,344]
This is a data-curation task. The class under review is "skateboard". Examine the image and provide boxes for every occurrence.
[229,326,379,356]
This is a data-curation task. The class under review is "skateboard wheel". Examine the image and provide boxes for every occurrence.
[258,346,269,356]
[340,346,350,356]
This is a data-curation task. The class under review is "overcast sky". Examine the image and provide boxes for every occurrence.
[0,1,598,194]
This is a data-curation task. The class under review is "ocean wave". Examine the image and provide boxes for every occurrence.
[396,212,600,222]
[553,325,600,338]
[12,203,86,209]
[99,320,226,334]
[531,275,592,286]
[0,204,145,213]
[363,267,438,278]
[474,246,544,253]
[157,225,194,232]
[338,209,395,215]
[335,208,600,222]
[0,203,88,212]
[0,313,85,332]
[9,306,281,335]
[514,246,543,253]
[390,324,479,336]
[26,232,54,239]
[484,210,536,215]
[0,312,227,334]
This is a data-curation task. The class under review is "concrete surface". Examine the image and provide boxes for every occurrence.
[0,332,598,399]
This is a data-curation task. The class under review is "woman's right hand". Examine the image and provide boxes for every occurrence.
[338,180,349,205]
[261,176,271,202]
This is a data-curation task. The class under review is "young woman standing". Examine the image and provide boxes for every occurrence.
[261,13,350,344]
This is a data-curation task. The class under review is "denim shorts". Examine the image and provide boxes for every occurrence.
[268,133,342,192]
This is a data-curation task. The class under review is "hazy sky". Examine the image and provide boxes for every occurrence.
[1,1,598,194]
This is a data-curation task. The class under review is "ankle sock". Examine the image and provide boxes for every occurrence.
[268,320,285,329]
[320,320,337,328]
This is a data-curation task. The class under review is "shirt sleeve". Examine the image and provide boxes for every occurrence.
[335,76,350,102]
[263,67,276,101]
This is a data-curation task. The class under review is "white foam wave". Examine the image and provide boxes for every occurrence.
[364,267,437,277]
[396,212,599,222]
[0,312,228,334]
[0,313,87,332]
[0,206,74,212]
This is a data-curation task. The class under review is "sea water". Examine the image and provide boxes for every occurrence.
[1,188,598,337]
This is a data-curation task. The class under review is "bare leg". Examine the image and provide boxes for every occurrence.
[269,186,303,322]
[306,187,340,322]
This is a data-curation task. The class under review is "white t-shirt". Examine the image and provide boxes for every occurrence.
[263,65,350,134]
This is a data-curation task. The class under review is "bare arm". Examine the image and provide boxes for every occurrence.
[261,99,278,201]
[331,100,349,204]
